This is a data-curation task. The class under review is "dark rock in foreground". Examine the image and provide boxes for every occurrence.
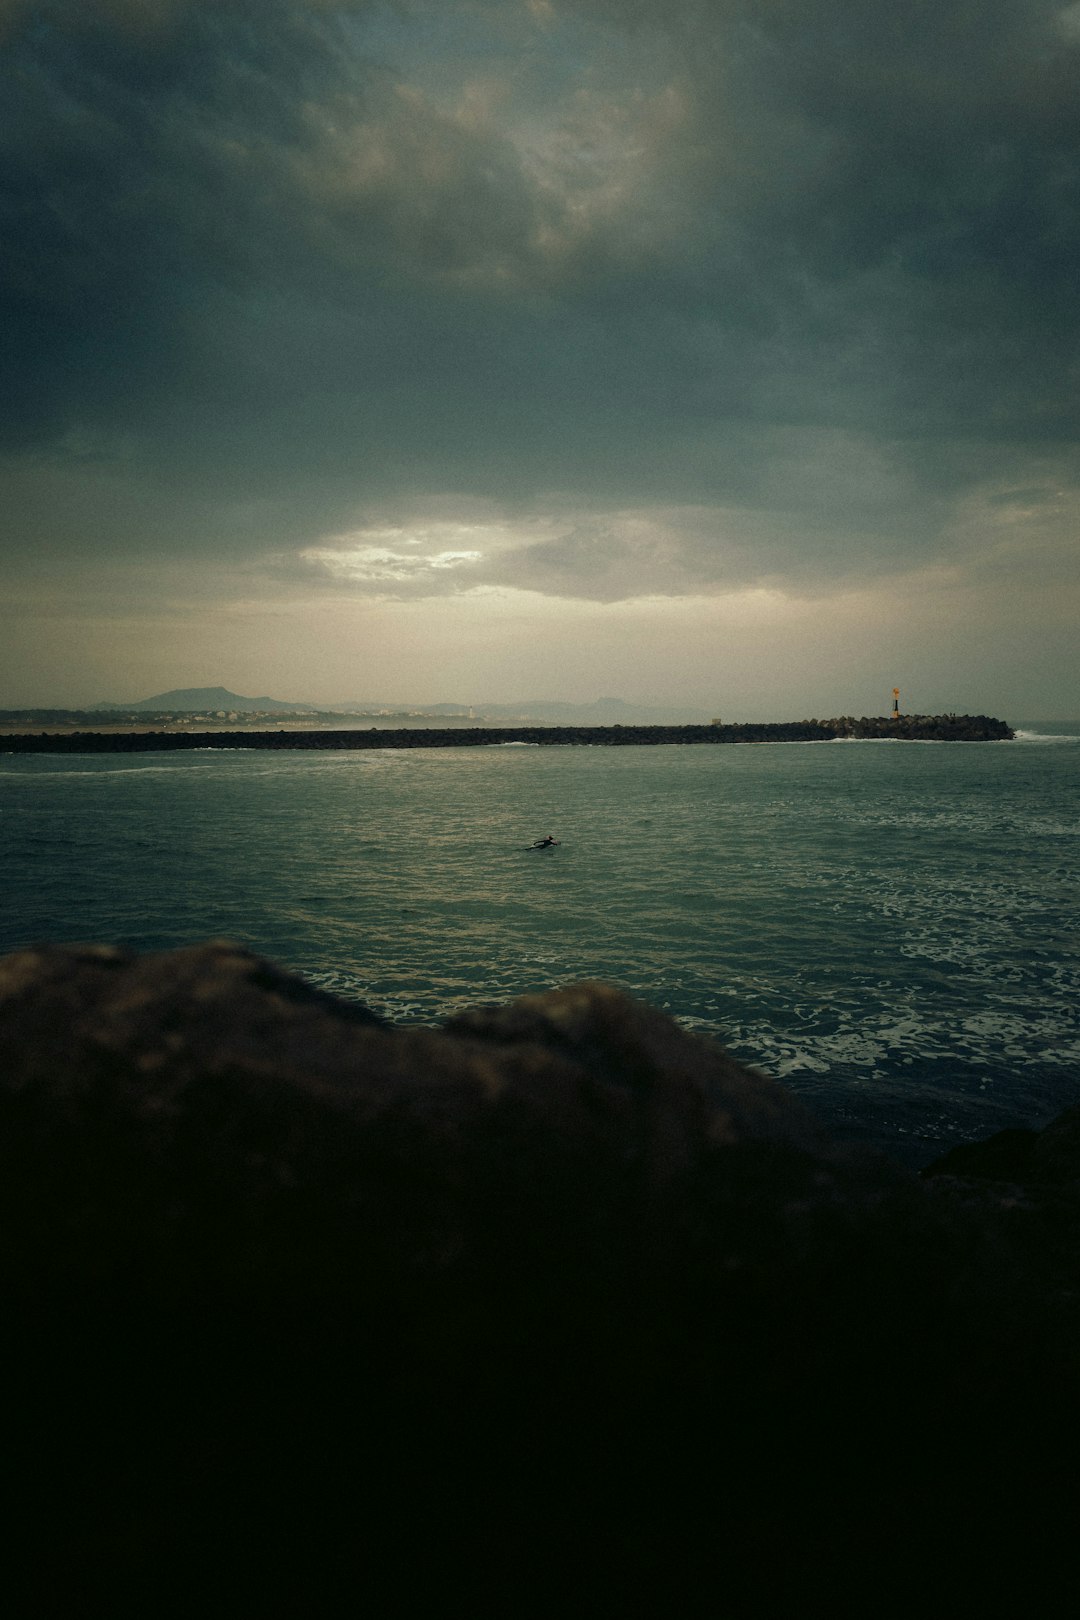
[1,943,1073,1607]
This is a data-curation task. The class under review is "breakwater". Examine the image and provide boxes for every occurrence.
[3,713,1013,752]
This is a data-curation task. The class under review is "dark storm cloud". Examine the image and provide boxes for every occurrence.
[1,0,1077,596]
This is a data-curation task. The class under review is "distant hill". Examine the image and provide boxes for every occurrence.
[464,697,719,725]
[90,689,717,724]
[326,698,719,723]
[92,687,316,714]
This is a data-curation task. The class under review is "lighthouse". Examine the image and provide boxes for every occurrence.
[892,687,900,721]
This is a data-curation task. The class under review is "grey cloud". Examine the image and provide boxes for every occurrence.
[485,516,708,602]
[484,472,952,605]
[0,0,1077,601]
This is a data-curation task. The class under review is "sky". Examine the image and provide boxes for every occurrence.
[1,0,1078,717]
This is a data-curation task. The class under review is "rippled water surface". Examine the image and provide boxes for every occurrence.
[3,728,1078,1162]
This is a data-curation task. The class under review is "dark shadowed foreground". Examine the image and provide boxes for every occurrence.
[2,943,1076,1610]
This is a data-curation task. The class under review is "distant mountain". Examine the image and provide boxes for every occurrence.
[465,697,719,725]
[92,687,317,714]
[329,698,719,723]
[89,689,718,724]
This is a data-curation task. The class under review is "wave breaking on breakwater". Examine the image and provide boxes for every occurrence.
[3,715,1014,753]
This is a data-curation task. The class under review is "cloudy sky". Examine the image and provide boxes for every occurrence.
[2,0,1077,716]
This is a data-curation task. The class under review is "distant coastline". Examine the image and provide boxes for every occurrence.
[2,715,1014,752]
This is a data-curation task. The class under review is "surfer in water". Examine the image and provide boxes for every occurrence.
[530,835,559,849]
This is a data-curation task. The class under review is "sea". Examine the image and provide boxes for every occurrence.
[2,724,1078,1166]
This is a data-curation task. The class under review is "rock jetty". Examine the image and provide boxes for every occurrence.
[0,940,1072,1607]
[3,712,1013,752]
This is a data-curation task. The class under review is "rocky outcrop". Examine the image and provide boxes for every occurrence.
[2,713,1014,751]
[0,942,1071,1607]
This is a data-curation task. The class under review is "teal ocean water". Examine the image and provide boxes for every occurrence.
[2,727,1078,1163]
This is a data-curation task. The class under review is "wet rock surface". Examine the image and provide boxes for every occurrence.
[1,942,1073,1607]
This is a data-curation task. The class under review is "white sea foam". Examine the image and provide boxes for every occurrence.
[0,764,212,780]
